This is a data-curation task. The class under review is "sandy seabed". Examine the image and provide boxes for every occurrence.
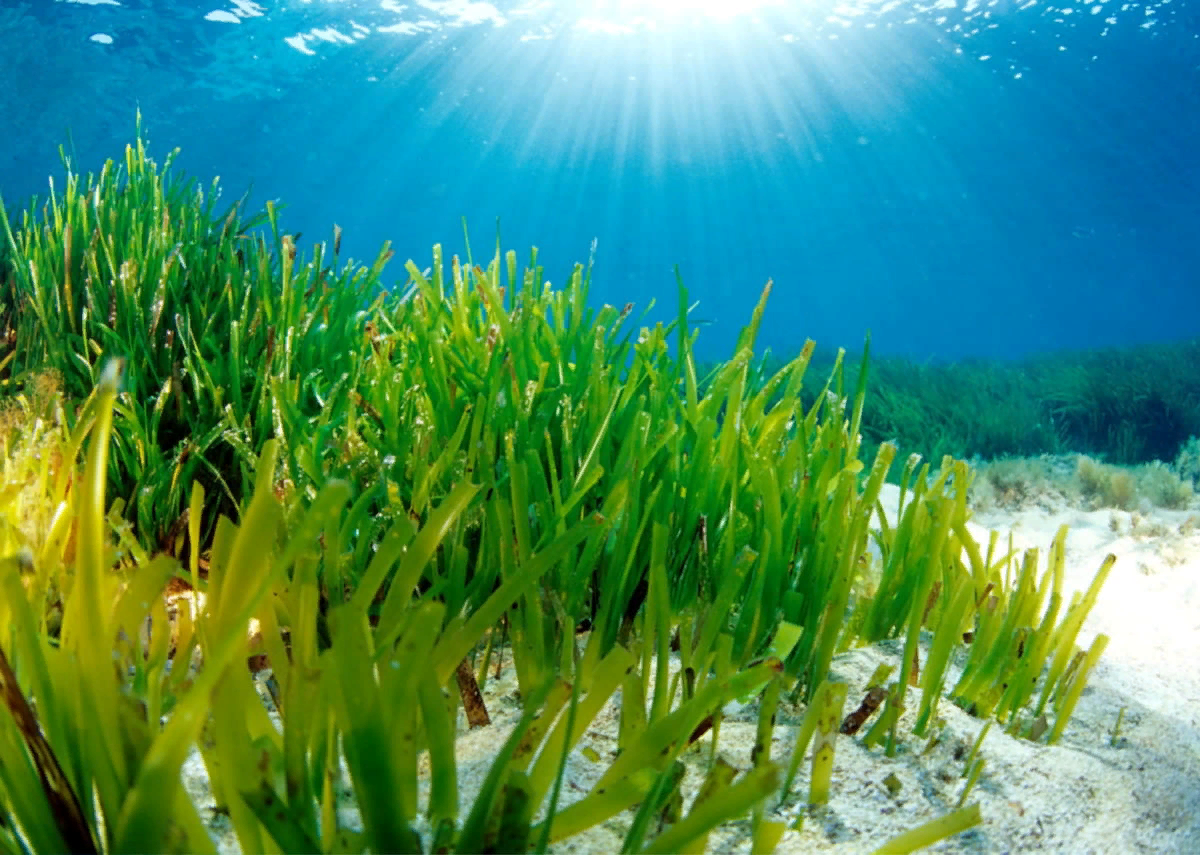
[189,483,1200,854]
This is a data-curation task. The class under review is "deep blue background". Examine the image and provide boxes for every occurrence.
[2,0,1196,363]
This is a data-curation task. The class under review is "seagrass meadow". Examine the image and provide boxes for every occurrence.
[0,127,1118,854]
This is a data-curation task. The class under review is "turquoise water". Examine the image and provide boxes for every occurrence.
[1,0,1195,363]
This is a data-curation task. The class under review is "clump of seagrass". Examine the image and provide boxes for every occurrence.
[0,123,1117,854]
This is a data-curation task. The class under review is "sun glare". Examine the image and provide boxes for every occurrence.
[584,0,781,22]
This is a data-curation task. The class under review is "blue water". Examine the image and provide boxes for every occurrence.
[2,0,1196,364]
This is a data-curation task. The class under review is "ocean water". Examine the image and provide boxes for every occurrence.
[1,0,1196,365]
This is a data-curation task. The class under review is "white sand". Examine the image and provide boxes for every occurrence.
[189,485,1200,853]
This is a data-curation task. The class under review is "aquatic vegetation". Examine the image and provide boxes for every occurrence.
[755,340,1200,471]
[859,356,1064,463]
[0,128,1117,852]
[1173,435,1200,488]
[1077,455,1138,510]
[1134,461,1194,510]
[1036,341,1200,465]
[1072,455,1197,511]
[0,114,384,546]
[967,455,1077,511]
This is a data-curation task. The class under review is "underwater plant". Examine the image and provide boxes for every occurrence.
[0,113,386,548]
[0,126,1117,853]
[724,340,1200,471]
[1173,435,1200,488]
